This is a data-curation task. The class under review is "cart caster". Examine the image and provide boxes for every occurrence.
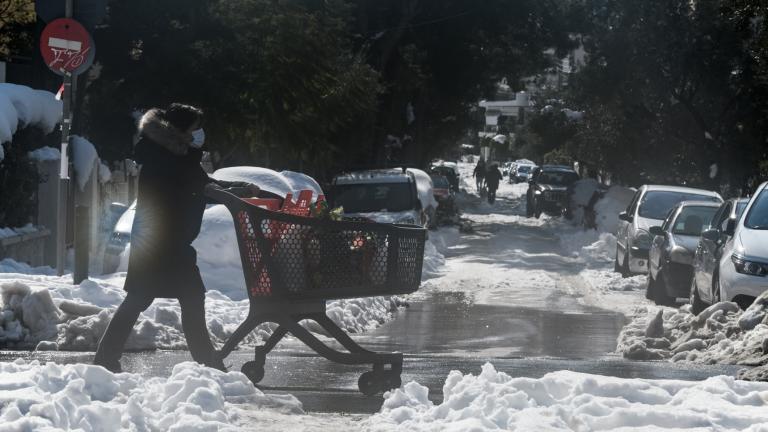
[358,370,402,396]
[241,360,265,384]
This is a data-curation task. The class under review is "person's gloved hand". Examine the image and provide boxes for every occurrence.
[222,181,260,197]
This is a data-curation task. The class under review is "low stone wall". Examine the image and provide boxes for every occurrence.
[0,228,51,267]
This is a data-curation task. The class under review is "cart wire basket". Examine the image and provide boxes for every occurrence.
[205,185,427,395]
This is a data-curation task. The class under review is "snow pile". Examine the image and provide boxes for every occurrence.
[71,136,99,191]
[27,146,61,162]
[0,83,61,146]
[0,258,55,275]
[0,223,40,239]
[365,363,768,431]
[594,185,636,233]
[0,359,303,431]
[618,302,768,365]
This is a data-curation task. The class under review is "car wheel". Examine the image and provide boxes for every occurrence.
[689,277,706,315]
[712,273,722,304]
[619,251,630,278]
[651,270,677,307]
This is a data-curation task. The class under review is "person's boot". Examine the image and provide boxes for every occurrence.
[93,358,123,373]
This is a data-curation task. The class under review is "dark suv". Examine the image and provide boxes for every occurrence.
[526,165,580,218]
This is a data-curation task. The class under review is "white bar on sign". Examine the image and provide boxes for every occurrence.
[48,37,82,52]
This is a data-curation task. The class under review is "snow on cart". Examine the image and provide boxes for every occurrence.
[205,184,427,395]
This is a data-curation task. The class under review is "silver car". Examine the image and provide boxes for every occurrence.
[616,185,722,276]
[647,201,721,305]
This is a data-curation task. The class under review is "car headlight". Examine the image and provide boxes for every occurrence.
[633,230,652,250]
[534,190,542,195]
[731,254,768,277]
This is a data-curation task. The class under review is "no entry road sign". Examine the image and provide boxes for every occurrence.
[40,18,95,76]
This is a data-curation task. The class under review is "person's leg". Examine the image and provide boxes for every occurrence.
[178,293,225,370]
[94,292,154,372]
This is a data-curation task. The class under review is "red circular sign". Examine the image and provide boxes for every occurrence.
[40,18,94,75]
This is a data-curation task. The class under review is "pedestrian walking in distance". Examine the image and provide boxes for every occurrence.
[485,163,503,204]
[473,159,487,193]
[94,103,258,373]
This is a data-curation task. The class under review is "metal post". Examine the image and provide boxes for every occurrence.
[73,204,89,283]
[56,0,75,276]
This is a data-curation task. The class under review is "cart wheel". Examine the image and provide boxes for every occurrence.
[241,360,265,384]
[358,371,380,396]
[381,370,402,391]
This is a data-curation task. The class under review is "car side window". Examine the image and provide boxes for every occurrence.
[708,204,727,231]
[719,203,733,232]
[661,208,676,231]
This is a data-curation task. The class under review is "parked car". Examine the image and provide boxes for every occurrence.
[690,190,767,312]
[328,168,434,228]
[616,185,722,277]
[430,174,454,203]
[430,161,460,192]
[647,201,721,305]
[525,165,580,218]
[511,164,537,184]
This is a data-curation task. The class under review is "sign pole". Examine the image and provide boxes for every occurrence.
[55,0,74,276]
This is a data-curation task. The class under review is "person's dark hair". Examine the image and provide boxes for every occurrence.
[164,103,203,131]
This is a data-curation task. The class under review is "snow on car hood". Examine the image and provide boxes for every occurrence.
[735,229,768,261]
[212,166,294,198]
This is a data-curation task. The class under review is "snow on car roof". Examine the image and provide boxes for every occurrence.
[643,184,722,198]
[333,169,414,184]
[675,200,723,208]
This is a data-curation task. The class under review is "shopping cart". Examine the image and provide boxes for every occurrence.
[205,185,427,395]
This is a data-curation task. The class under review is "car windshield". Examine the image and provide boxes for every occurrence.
[744,191,768,229]
[331,183,414,213]
[538,171,578,186]
[518,166,532,173]
[671,206,718,236]
[638,191,720,220]
[431,176,449,188]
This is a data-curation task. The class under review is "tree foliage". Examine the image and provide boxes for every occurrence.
[0,0,34,61]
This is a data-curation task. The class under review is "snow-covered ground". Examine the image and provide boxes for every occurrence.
[364,362,768,431]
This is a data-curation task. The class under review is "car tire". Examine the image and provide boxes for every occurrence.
[689,277,706,315]
[712,273,722,304]
[648,270,676,306]
[619,251,630,278]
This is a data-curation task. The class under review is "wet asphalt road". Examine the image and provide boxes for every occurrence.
[0,184,749,414]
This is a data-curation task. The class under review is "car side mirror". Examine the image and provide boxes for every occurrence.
[701,228,720,242]
[724,219,736,236]
[619,211,633,223]
[649,226,664,237]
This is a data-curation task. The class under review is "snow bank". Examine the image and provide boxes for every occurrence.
[280,170,323,199]
[618,302,768,365]
[366,363,768,431]
[71,136,99,191]
[594,185,636,233]
[0,224,40,240]
[27,146,61,162]
[0,83,61,145]
[0,359,303,431]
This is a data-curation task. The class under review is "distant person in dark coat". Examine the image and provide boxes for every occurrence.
[473,159,486,191]
[94,103,258,373]
[485,163,503,204]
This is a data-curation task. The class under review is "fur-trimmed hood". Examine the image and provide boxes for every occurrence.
[138,109,191,156]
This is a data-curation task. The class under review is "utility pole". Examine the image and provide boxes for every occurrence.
[56,0,75,276]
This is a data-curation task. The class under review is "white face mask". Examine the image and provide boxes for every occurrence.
[190,128,205,148]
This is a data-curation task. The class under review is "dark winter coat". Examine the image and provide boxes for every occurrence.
[124,109,225,299]
[485,167,503,190]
